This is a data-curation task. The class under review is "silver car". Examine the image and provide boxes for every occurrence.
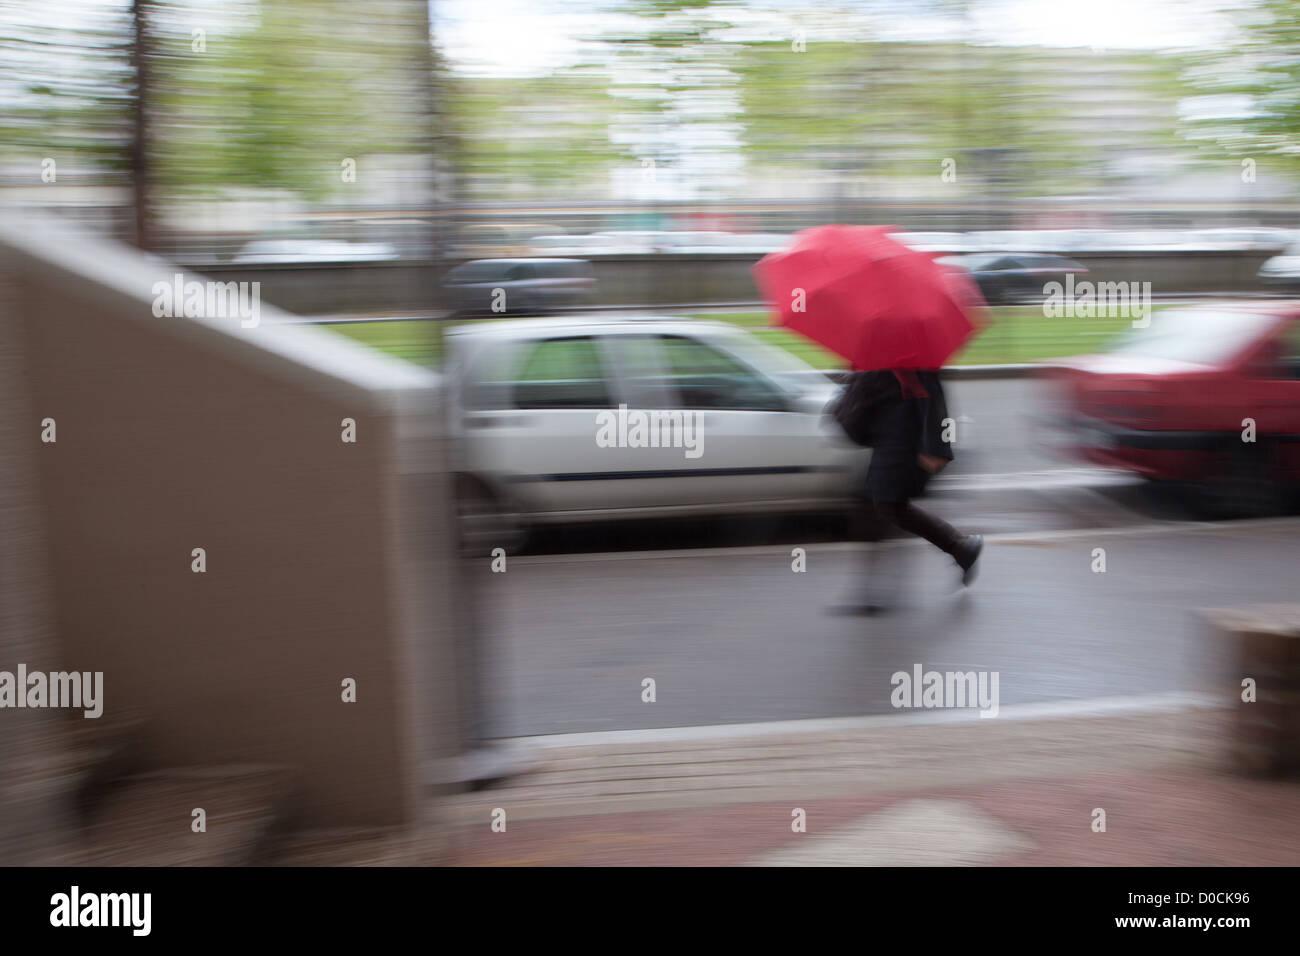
[1258,240,1300,292]
[445,315,865,551]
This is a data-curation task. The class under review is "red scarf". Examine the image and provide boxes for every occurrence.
[891,369,929,399]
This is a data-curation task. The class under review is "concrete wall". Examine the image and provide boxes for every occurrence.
[0,244,74,864]
[0,218,461,832]
[189,258,439,316]
[186,248,1285,316]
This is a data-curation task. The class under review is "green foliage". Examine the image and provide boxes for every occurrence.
[449,69,628,200]
[149,0,427,199]
[1182,0,1300,172]
[0,0,136,176]
[736,40,1148,196]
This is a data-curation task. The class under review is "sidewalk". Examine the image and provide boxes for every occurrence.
[431,704,1300,866]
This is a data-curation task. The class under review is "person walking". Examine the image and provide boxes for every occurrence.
[833,366,982,614]
[753,224,991,613]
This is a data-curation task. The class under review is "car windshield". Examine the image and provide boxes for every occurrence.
[450,261,506,282]
[951,254,1002,271]
[713,330,824,391]
[1106,308,1280,365]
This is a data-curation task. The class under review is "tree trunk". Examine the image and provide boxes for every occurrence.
[129,0,153,252]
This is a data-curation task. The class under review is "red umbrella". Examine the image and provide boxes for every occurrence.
[753,225,988,370]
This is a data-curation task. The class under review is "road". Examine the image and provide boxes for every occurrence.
[457,375,1297,739]
[473,517,1297,737]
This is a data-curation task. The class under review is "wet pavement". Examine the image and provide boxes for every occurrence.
[472,517,1298,737]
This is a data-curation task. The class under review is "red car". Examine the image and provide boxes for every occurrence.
[1043,302,1300,517]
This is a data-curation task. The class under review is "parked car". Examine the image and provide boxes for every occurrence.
[940,253,1088,304]
[1041,302,1300,517]
[444,316,866,550]
[1257,240,1300,292]
[444,258,597,315]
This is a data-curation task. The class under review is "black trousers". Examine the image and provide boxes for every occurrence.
[852,496,964,557]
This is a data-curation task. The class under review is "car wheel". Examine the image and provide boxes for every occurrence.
[1195,441,1283,520]
[455,474,527,557]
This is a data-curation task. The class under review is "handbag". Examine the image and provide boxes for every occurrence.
[826,371,891,447]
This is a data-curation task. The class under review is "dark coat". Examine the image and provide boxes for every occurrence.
[842,369,953,503]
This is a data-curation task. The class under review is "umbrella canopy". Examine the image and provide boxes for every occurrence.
[753,225,988,370]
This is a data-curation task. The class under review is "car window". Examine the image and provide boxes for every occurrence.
[504,263,533,281]
[957,254,999,271]
[604,334,674,408]
[657,335,787,411]
[511,336,613,409]
[715,331,821,392]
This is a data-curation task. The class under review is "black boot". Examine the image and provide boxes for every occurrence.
[953,534,983,586]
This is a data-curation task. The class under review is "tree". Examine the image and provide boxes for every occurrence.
[0,1,136,181]
[449,69,626,201]
[147,0,427,201]
[596,0,744,199]
[1181,0,1300,172]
